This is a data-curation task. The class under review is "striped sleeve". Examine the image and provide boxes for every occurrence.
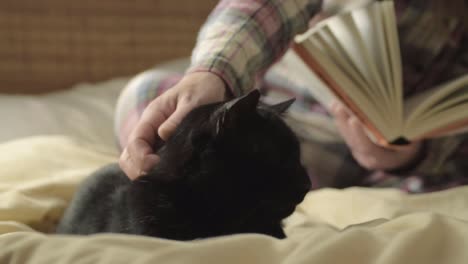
[186,0,323,96]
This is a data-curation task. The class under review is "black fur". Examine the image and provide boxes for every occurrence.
[56,90,310,240]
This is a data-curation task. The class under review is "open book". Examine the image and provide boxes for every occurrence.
[290,0,468,145]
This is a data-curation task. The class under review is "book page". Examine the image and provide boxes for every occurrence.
[292,1,407,143]
[381,1,403,114]
[404,75,468,123]
[315,27,375,102]
[404,103,468,140]
[403,75,468,138]
[351,3,393,93]
[416,88,468,121]
[324,7,402,130]
[314,27,399,134]
[326,15,375,87]
[305,37,389,119]
[293,40,399,142]
[351,2,401,126]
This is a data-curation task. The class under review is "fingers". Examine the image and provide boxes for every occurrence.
[331,102,383,169]
[119,148,135,180]
[130,96,174,144]
[331,101,423,171]
[122,121,161,179]
[120,96,174,180]
[119,72,227,180]
[331,102,376,153]
[158,100,195,140]
[120,152,160,180]
[120,88,200,179]
[345,116,382,169]
[120,139,161,180]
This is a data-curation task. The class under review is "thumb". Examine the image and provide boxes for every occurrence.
[158,103,194,140]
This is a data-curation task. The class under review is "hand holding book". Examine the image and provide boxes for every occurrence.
[291,0,468,146]
[331,101,423,171]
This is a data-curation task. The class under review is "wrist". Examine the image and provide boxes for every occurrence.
[183,71,232,100]
[384,141,428,175]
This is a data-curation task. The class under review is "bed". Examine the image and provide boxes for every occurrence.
[1,1,468,263]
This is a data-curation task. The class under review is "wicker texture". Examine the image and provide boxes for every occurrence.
[0,0,217,93]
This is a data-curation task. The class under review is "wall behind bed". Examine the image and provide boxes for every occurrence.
[0,0,217,94]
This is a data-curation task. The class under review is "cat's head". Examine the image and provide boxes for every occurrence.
[140,90,310,239]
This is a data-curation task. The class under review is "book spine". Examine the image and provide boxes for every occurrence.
[291,42,390,146]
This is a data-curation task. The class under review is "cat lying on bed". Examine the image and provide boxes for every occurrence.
[56,90,310,240]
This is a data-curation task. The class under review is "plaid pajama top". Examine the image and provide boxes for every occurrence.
[183,0,468,192]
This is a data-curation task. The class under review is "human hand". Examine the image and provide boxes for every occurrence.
[330,102,423,171]
[120,72,227,180]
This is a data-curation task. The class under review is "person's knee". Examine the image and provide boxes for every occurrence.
[114,69,182,150]
[122,69,181,100]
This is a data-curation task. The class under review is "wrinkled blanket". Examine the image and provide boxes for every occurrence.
[1,136,468,264]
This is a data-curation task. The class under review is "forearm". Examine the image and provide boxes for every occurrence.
[187,0,323,96]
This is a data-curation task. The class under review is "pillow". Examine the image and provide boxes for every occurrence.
[0,78,127,149]
[0,58,190,150]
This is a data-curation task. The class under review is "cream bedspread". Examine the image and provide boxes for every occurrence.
[1,135,468,263]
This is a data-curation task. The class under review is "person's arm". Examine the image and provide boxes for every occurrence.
[187,0,323,96]
[120,0,324,179]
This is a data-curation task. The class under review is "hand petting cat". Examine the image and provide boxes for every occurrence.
[120,72,227,180]
[120,71,423,180]
[59,90,309,239]
[330,102,423,172]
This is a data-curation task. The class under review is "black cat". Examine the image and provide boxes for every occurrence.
[56,90,310,240]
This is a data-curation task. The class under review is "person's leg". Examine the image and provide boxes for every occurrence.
[114,69,183,151]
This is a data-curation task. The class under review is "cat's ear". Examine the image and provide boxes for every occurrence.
[224,89,261,113]
[269,98,295,114]
[216,89,260,134]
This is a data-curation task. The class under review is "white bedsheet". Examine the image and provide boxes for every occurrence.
[1,135,468,264]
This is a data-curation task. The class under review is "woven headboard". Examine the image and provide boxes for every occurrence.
[0,0,218,94]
